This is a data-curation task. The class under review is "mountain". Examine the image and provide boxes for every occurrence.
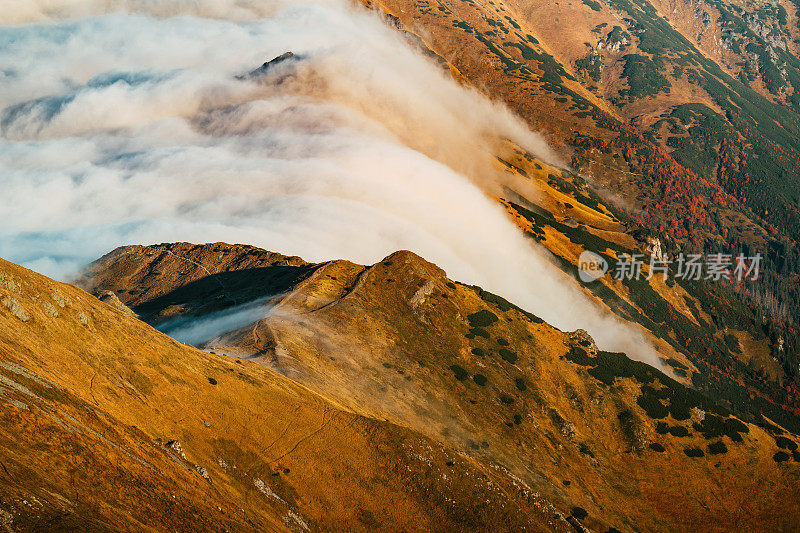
[0,253,581,532]
[366,0,800,366]
[3,0,800,530]
[73,242,800,531]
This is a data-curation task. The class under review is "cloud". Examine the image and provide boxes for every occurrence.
[0,0,290,24]
[0,2,663,367]
[160,297,275,345]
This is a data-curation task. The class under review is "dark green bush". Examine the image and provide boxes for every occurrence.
[684,447,704,457]
[571,507,588,520]
[668,426,689,437]
[693,414,749,442]
[723,334,741,353]
[708,441,728,455]
[582,0,602,11]
[468,327,490,339]
[467,310,499,328]
[499,348,518,364]
[774,451,791,462]
[450,365,469,381]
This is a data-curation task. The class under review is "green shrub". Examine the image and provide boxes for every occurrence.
[571,507,588,520]
[693,414,749,442]
[649,442,666,452]
[668,425,689,437]
[468,327,490,339]
[637,389,669,419]
[708,441,728,455]
[473,374,488,386]
[723,334,741,353]
[565,346,593,366]
[684,447,704,457]
[621,54,670,100]
[774,451,791,462]
[499,348,518,364]
[582,0,602,11]
[450,365,469,381]
[467,310,499,328]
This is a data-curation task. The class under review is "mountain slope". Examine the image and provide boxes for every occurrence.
[366,0,800,345]
[354,0,800,437]
[0,255,574,532]
[80,242,800,532]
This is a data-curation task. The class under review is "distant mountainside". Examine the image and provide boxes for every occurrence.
[366,0,800,342]
[71,242,800,531]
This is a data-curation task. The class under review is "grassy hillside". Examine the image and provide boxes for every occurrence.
[0,255,572,531]
[366,0,800,345]
[78,242,800,531]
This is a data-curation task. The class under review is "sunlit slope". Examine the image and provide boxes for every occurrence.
[365,0,800,368]
[0,256,570,532]
[83,242,800,532]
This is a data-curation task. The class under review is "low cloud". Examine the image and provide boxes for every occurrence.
[0,1,663,367]
[160,297,275,345]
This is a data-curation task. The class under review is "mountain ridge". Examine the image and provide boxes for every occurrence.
[74,241,800,532]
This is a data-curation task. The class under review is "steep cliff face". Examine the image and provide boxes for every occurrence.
[78,242,800,532]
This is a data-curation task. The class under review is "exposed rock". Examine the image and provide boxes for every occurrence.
[645,236,663,261]
[50,287,70,307]
[195,465,210,480]
[98,291,136,316]
[2,297,29,322]
[238,52,302,80]
[410,279,435,308]
[569,329,596,350]
[691,407,706,423]
[0,273,20,293]
[42,301,58,318]
[165,439,187,460]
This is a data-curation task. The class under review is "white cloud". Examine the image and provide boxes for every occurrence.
[0,1,663,367]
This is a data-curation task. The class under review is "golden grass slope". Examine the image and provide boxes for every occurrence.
[0,256,573,532]
[83,242,800,532]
